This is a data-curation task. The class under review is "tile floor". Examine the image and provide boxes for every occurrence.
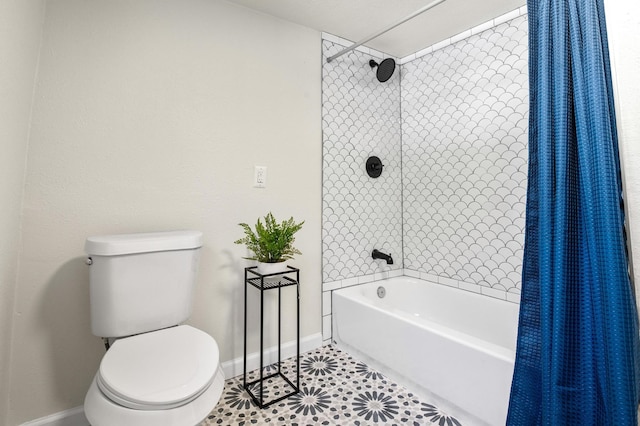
[202,345,462,425]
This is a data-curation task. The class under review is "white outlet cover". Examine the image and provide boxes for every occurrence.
[254,166,267,188]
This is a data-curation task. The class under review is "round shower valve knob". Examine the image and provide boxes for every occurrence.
[366,156,384,178]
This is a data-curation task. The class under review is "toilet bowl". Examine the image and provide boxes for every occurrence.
[84,325,225,426]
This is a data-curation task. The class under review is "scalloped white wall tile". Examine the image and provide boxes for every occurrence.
[401,15,528,294]
[322,40,403,283]
[322,14,528,297]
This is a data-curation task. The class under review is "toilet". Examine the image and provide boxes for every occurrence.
[83,230,224,426]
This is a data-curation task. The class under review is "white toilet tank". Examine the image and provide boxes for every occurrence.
[85,230,203,338]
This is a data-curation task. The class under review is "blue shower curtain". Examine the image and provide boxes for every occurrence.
[507,0,640,424]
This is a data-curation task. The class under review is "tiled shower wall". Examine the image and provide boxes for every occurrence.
[402,13,529,302]
[321,38,403,344]
[321,39,403,283]
[321,9,528,342]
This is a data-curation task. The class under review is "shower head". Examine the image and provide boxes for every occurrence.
[369,58,396,82]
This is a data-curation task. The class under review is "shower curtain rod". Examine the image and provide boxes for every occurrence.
[326,0,447,63]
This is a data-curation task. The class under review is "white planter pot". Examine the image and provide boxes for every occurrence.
[257,261,287,276]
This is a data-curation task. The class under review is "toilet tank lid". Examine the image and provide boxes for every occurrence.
[85,230,203,256]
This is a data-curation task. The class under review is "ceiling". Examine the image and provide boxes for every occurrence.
[225,0,526,58]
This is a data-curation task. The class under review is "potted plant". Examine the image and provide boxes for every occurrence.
[234,212,304,275]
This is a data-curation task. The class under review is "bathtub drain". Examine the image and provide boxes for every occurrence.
[377,286,386,298]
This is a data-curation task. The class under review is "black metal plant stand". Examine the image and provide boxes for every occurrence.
[243,266,300,408]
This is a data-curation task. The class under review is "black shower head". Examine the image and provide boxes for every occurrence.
[369,58,396,82]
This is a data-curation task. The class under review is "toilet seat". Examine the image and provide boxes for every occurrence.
[97,325,219,410]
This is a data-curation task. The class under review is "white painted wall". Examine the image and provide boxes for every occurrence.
[7,0,321,424]
[605,0,640,304]
[0,0,45,424]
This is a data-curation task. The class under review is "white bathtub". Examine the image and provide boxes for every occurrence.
[332,277,519,426]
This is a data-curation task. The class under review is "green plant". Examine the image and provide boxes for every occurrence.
[234,212,304,263]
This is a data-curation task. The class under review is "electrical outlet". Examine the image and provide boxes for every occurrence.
[254,166,267,188]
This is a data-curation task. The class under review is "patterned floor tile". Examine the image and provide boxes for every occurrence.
[201,345,462,425]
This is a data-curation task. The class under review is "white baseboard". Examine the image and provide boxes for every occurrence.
[221,332,323,378]
[20,333,322,426]
[20,406,88,426]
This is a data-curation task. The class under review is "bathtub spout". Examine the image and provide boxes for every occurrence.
[372,249,393,264]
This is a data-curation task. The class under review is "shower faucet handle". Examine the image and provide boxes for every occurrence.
[366,156,384,178]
